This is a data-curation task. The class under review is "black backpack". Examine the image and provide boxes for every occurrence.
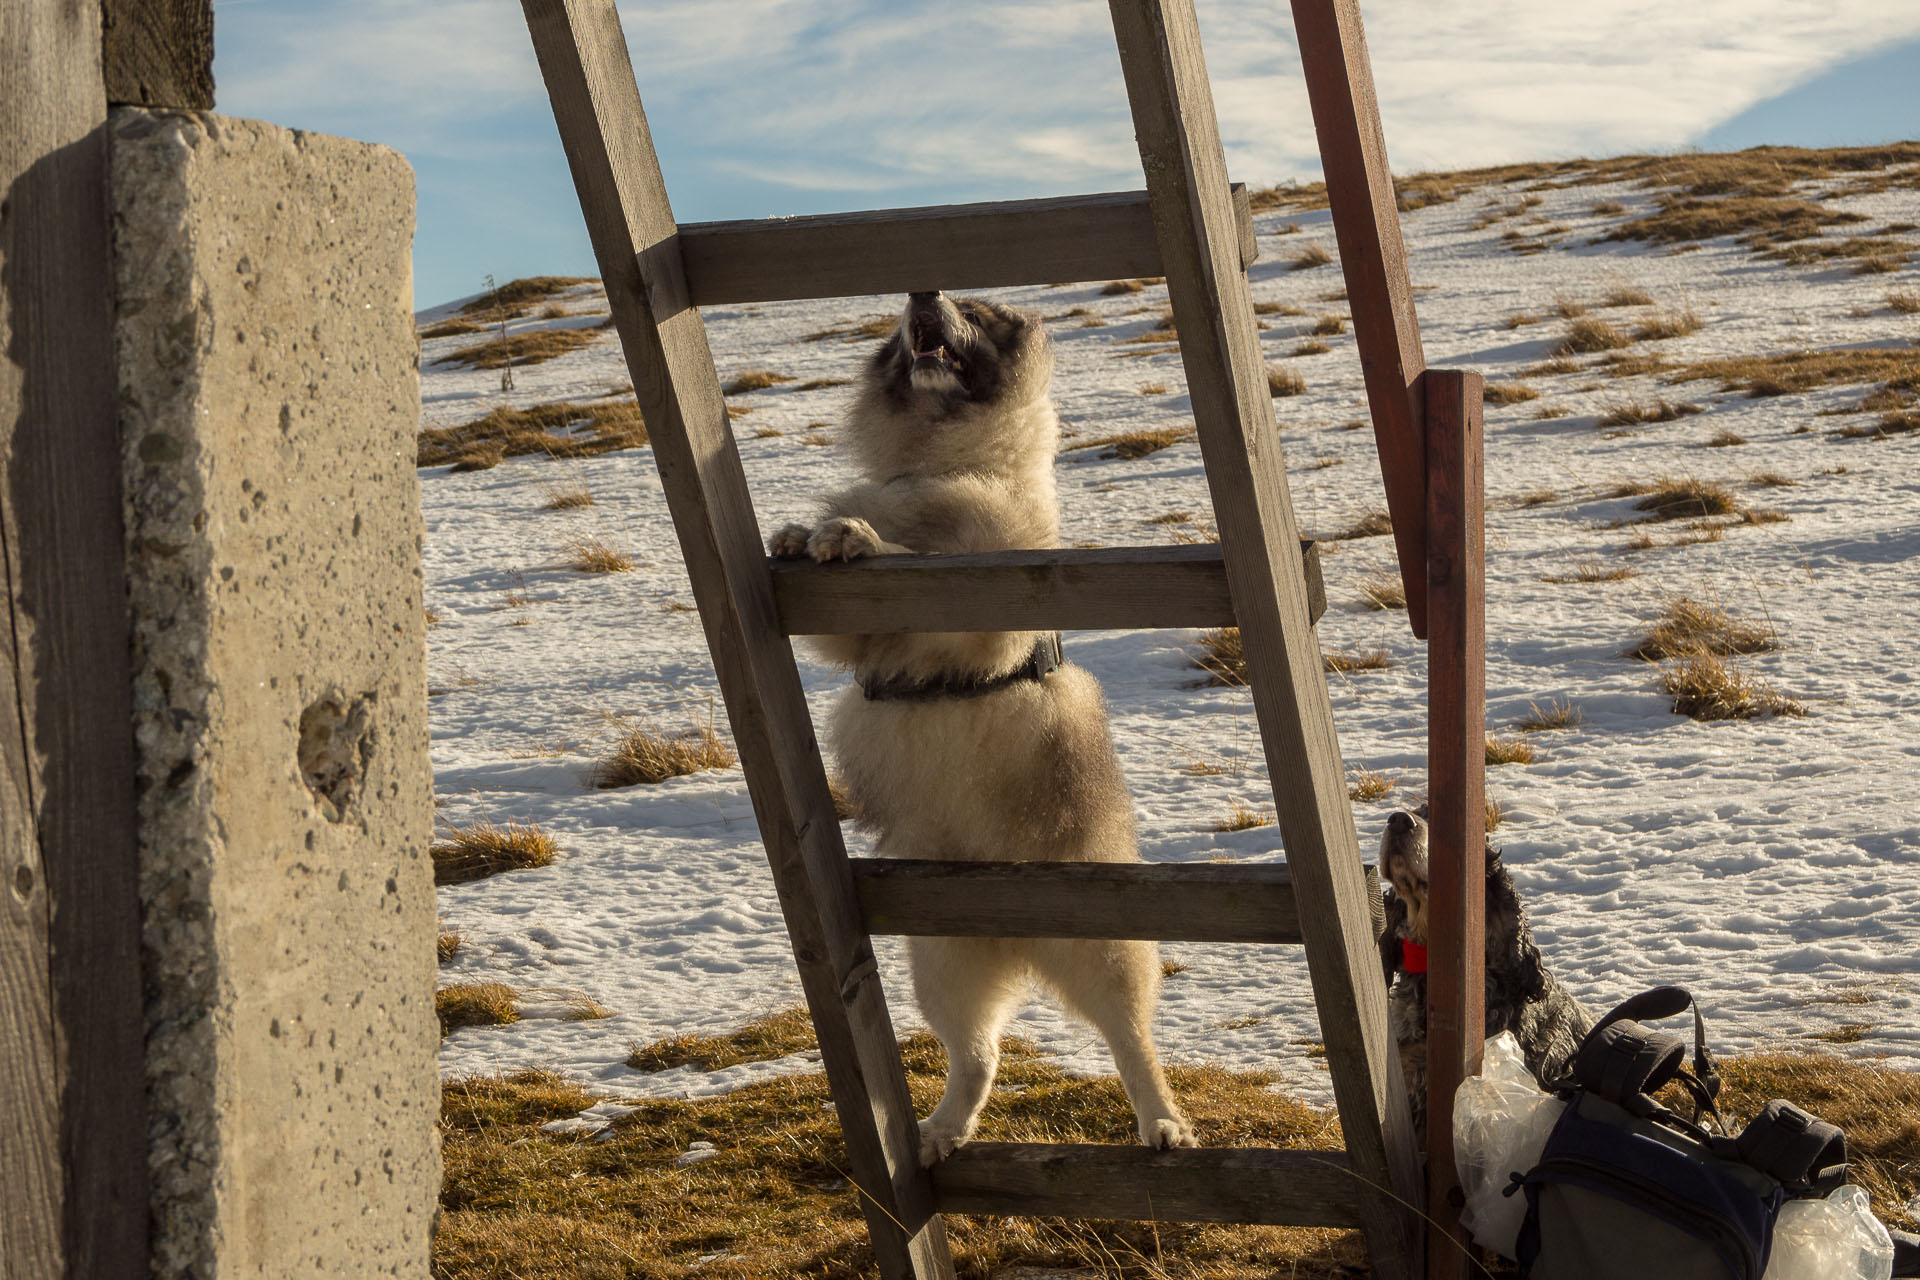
[1514,986,1852,1280]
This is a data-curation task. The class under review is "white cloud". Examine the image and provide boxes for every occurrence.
[217,0,1920,200]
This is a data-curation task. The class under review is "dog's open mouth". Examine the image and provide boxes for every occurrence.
[909,315,963,375]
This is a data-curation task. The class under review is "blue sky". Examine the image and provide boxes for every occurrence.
[210,1,1920,309]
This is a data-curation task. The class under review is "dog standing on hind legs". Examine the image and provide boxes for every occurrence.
[769,290,1196,1164]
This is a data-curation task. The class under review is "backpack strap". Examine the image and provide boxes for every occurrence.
[1571,986,1725,1126]
[1734,1100,1849,1195]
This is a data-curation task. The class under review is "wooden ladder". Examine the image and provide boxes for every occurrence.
[520,2,1491,1277]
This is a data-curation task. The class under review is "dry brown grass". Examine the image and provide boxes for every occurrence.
[1291,339,1333,357]
[1358,577,1406,612]
[1600,284,1654,307]
[1310,315,1347,336]
[1289,242,1333,270]
[1596,398,1703,427]
[435,327,596,371]
[563,534,633,573]
[1515,697,1583,733]
[627,1007,818,1072]
[1267,365,1306,397]
[1347,768,1393,802]
[461,276,592,316]
[436,932,461,964]
[539,481,594,510]
[1064,425,1196,460]
[1707,429,1748,448]
[722,369,795,395]
[1835,410,1920,440]
[1212,801,1275,832]
[1551,295,1589,320]
[1327,509,1393,541]
[1323,648,1394,674]
[1542,560,1638,584]
[432,820,559,887]
[1503,312,1543,329]
[1598,195,1864,249]
[1101,278,1147,295]
[1484,382,1541,405]
[1667,348,1920,398]
[1592,200,1627,215]
[1138,382,1169,395]
[1485,734,1537,766]
[1521,353,1581,377]
[417,399,647,469]
[1192,627,1246,686]
[1554,318,1632,355]
[1632,306,1704,341]
[1888,289,1920,314]
[803,315,897,343]
[1253,301,1304,316]
[795,377,852,391]
[589,722,735,788]
[1485,797,1505,833]
[437,1036,1382,1280]
[1626,596,1777,661]
[1622,476,1742,522]
[421,317,485,339]
[1660,655,1805,720]
[437,983,519,1035]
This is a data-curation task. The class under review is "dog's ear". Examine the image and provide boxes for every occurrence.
[1378,890,1407,985]
[1484,859,1550,1003]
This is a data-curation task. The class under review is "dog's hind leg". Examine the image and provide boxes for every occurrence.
[908,936,1026,1166]
[1036,938,1197,1149]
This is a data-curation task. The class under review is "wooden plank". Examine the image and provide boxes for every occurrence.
[1106,3,1422,1275]
[1422,369,1487,1280]
[2,2,152,1276]
[101,0,214,108]
[679,185,1255,305]
[853,859,1312,943]
[518,4,952,1277]
[931,1143,1363,1227]
[1289,0,1429,639]
[769,541,1324,635]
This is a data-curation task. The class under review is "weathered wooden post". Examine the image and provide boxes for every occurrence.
[4,5,439,1275]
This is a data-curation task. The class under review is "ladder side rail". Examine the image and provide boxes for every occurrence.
[678,186,1256,305]
[517,4,952,1277]
[1106,2,1422,1274]
[1422,369,1489,1280]
[1289,0,1431,638]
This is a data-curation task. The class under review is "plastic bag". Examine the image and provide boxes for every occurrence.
[1452,1030,1567,1260]
[1764,1184,1894,1280]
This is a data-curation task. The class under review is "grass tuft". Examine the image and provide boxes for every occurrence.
[1289,243,1334,270]
[418,399,646,469]
[1101,278,1147,295]
[722,369,795,395]
[1323,648,1394,674]
[437,983,519,1034]
[589,722,735,788]
[1212,802,1274,832]
[1596,398,1703,427]
[1887,289,1920,315]
[1632,306,1704,341]
[1485,734,1537,766]
[1267,365,1306,397]
[1543,559,1638,584]
[1515,698,1583,733]
[1291,339,1332,357]
[432,820,559,886]
[1601,284,1654,307]
[1660,655,1805,721]
[1554,318,1632,355]
[1484,382,1541,405]
[563,534,633,573]
[1065,426,1196,460]
[628,1007,818,1072]
[437,931,461,963]
[1348,769,1393,802]
[434,328,596,371]
[1327,509,1393,541]
[1360,576,1406,611]
[1628,476,1741,522]
[1626,597,1777,661]
[1310,315,1347,336]
[539,481,593,510]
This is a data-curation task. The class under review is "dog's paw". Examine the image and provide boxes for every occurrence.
[1140,1114,1199,1150]
[808,516,883,563]
[769,523,812,559]
[917,1119,968,1167]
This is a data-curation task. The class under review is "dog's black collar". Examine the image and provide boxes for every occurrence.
[860,633,1063,702]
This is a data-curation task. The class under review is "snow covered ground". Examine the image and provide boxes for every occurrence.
[423,161,1920,1109]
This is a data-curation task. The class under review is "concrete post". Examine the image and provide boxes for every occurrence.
[110,108,437,1277]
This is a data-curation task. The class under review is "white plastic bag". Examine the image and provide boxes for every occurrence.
[1764,1184,1894,1280]
[1452,1030,1567,1261]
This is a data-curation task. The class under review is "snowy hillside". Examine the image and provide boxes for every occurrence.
[420,149,1920,1107]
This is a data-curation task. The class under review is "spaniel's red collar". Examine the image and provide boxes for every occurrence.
[1400,941,1428,974]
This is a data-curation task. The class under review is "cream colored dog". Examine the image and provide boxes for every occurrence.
[769,291,1195,1164]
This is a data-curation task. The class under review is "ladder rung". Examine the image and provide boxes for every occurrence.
[930,1142,1363,1227]
[679,186,1257,306]
[769,542,1322,636]
[853,859,1327,944]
